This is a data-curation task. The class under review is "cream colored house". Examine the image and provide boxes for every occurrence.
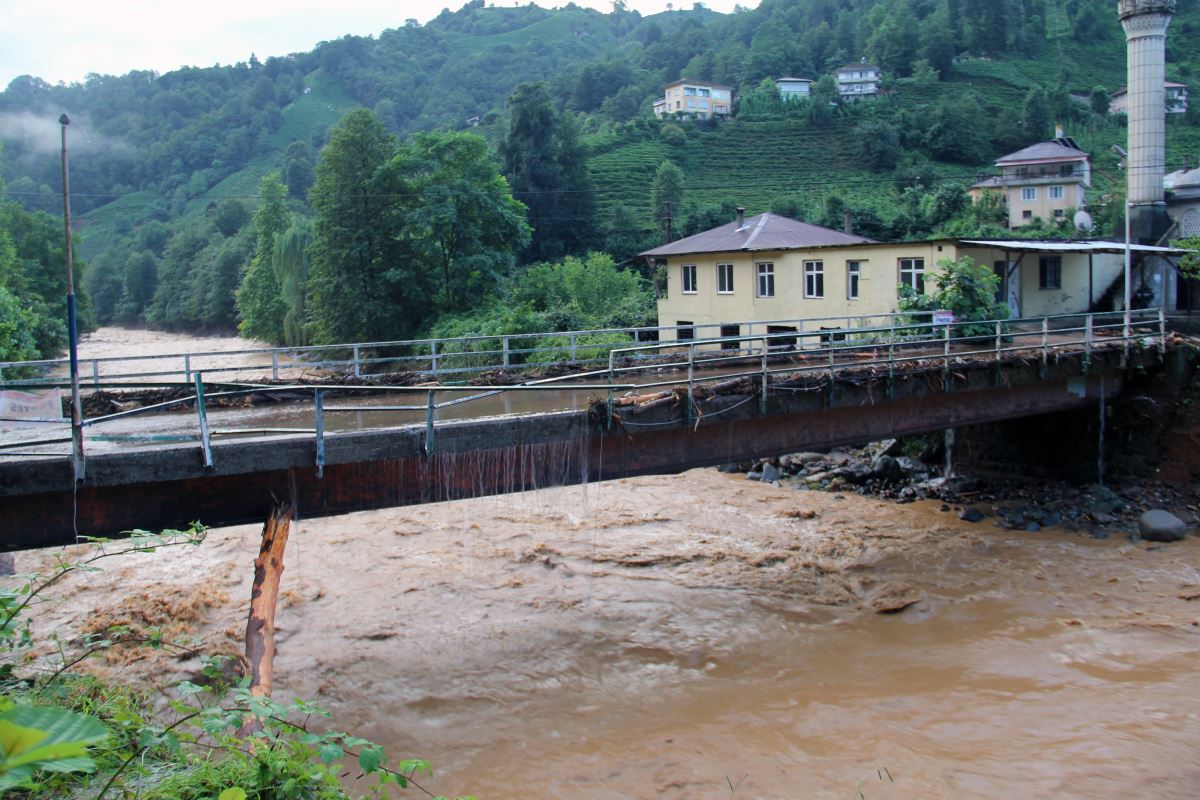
[655,79,733,119]
[1110,81,1188,114]
[968,138,1091,229]
[643,211,1181,345]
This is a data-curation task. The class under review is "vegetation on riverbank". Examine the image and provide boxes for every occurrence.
[0,529,468,799]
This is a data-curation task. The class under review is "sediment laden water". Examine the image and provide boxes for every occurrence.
[24,469,1200,800]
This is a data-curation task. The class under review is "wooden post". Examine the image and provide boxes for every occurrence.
[241,504,292,735]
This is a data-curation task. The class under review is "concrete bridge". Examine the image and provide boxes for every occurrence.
[0,312,1175,550]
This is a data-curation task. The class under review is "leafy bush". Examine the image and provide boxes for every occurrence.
[898,256,1010,339]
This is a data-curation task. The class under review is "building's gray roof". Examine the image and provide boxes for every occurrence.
[837,63,879,72]
[970,176,1004,189]
[639,213,874,257]
[996,141,1088,164]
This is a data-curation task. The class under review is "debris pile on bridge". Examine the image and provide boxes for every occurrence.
[595,331,1162,421]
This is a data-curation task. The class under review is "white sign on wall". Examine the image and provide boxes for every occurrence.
[0,389,63,429]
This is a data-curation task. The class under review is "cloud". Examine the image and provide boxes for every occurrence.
[0,111,128,155]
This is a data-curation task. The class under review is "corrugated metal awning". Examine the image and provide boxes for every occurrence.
[960,240,1193,256]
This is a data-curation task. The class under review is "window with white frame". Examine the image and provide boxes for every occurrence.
[681,264,697,294]
[847,261,862,300]
[1039,256,1062,289]
[803,260,824,298]
[756,262,775,298]
[1049,185,1065,200]
[899,257,925,294]
[1021,187,1037,201]
[716,263,734,294]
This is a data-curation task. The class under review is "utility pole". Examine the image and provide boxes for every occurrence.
[60,113,84,483]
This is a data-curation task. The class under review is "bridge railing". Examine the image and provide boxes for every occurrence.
[0,311,940,389]
[0,309,1170,471]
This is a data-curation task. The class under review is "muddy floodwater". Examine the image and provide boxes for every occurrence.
[26,470,1200,800]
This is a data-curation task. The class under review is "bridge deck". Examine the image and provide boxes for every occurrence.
[0,334,1163,550]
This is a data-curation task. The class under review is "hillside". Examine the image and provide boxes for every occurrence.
[2,0,1199,340]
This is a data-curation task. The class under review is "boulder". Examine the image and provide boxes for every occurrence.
[959,508,986,523]
[1138,510,1187,543]
[875,438,902,458]
[760,463,781,484]
[0,553,12,577]
[788,452,826,465]
[1082,485,1123,516]
[745,471,762,482]
[872,455,904,483]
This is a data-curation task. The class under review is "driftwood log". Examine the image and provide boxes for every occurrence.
[240,504,292,735]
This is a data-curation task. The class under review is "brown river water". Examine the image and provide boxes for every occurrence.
[15,328,1200,798]
[22,470,1200,800]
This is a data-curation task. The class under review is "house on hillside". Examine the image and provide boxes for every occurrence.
[968,137,1091,228]
[775,77,813,101]
[653,79,734,119]
[1110,81,1189,115]
[641,210,1186,344]
[836,60,880,100]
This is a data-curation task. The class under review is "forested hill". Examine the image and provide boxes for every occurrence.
[5,0,1197,222]
[1,0,1199,352]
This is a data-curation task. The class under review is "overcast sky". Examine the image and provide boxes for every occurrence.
[2,0,754,88]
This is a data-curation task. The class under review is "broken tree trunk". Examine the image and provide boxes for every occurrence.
[240,503,292,735]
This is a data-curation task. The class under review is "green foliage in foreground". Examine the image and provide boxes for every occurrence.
[0,528,471,800]
[898,256,1011,338]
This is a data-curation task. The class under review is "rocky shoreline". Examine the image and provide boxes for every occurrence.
[732,436,1197,544]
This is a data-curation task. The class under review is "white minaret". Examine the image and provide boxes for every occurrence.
[1119,0,1175,208]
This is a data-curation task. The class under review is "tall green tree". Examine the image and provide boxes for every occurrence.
[499,82,595,264]
[375,131,530,315]
[236,173,291,343]
[304,110,403,344]
[273,219,314,347]
[651,160,685,242]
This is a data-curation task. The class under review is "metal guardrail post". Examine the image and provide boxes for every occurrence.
[828,339,836,403]
[194,372,213,469]
[1040,317,1049,379]
[943,324,951,392]
[91,359,99,388]
[994,320,1002,385]
[1159,308,1167,356]
[271,351,279,380]
[502,337,510,368]
[184,354,191,384]
[353,345,361,378]
[760,336,768,414]
[431,341,439,376]
[314,388,325,479]
[686,343,695,427]
[887,321,895,399]
[1084,314,1093,373]
[570,334,577,362]
[424,389,435,455]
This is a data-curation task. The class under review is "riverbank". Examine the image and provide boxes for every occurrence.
[18,468,1200,799]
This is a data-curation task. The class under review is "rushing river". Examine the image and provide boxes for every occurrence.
[22,328,1200,799]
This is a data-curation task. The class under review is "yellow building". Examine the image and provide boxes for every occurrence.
[968,138,1091,228]
[643,211,1182,344]
[655,79,733,119]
